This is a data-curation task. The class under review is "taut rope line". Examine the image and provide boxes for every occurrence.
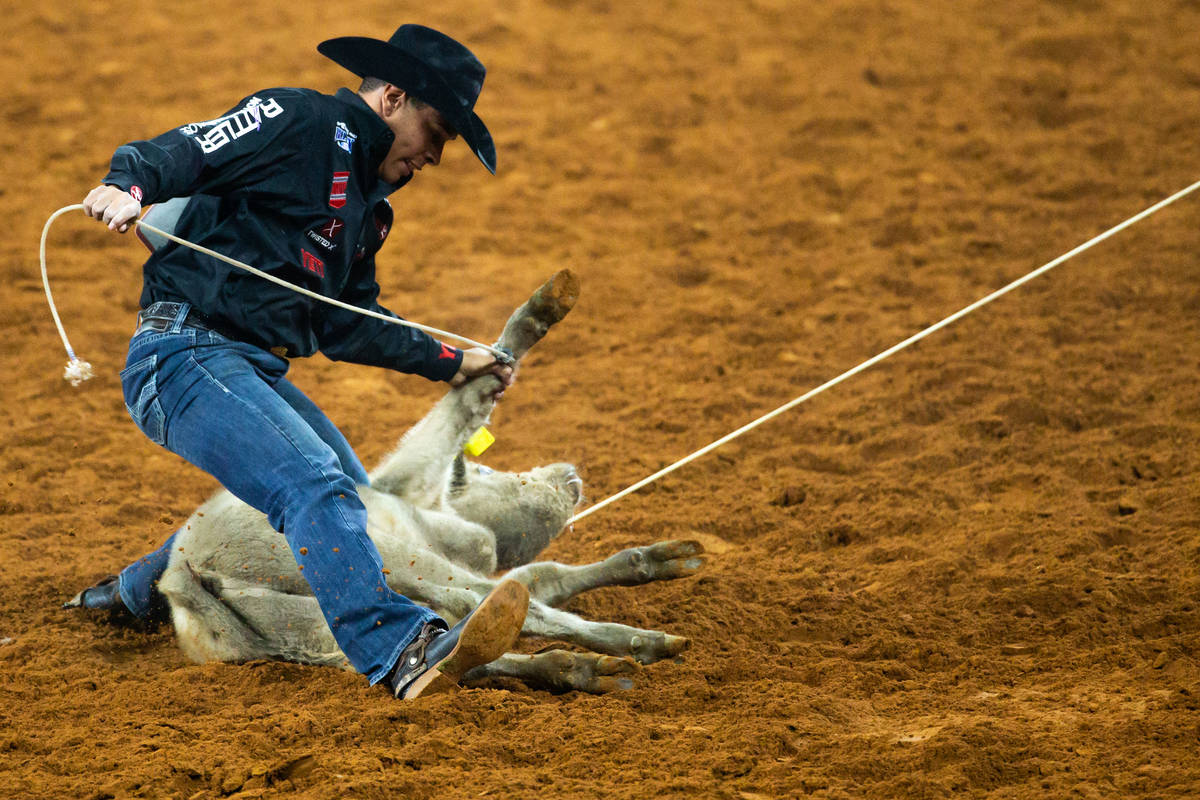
[40,203,511,386]
[567,178,1200,525]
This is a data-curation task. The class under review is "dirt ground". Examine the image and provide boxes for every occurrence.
[3,0,1199,797]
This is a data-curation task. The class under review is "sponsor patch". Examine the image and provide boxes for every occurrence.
[305,230,333,251]
[128,185,144,202]
[305,218,344,252]
[182,96,284,154]
[437,342,459,360]
[321,218,344,239]
[300,249,325,278]
[329,172,349,209]
[334,121,357,154]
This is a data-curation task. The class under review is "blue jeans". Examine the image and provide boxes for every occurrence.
[115,304,439,684]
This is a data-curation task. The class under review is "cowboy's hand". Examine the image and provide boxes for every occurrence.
[450,347,515,396]
[82,184,142,233]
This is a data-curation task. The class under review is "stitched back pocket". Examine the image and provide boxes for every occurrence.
[120,354,167,447]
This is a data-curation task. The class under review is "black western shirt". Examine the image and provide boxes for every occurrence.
[102,87,464,382]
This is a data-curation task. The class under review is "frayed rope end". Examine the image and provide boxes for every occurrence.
[63,358,94,387]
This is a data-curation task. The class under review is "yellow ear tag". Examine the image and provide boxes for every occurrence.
[464,427,496,457]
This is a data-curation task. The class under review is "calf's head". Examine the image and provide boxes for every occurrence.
[448,456,583,570]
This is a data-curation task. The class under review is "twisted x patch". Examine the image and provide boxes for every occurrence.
[306,218,344,252]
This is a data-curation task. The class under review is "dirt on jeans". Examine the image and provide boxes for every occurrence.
[2,1,1200,798]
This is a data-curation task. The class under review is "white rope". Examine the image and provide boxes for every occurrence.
[568,178,1200,525]
[40,205,94,385]
[40,203,508,386]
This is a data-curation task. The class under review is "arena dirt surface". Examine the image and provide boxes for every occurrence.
[3,0,1200,797]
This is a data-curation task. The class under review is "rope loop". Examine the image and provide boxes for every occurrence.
[38,203,513,387]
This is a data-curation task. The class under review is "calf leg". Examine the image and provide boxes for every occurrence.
[369,270,579,504]
[410,567,690,665]
[520,600,690,665]
[464,651,640,694]
[505,540,705,608]
[158,561,345,668]
[492,268,580,361]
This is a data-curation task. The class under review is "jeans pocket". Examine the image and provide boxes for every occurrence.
[120,354,167,446]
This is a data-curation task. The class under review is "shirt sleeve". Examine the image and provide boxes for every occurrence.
[313,255,464,382]
[102,90,312,203]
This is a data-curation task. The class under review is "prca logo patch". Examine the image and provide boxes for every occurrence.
[334,122,357,154]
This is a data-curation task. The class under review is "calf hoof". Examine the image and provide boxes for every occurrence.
[629,632,690,665]
[619,540,706,585]
[496,269,580,359]
[643,540,705,579]
[526,269,580,326]
[541,650,640,694]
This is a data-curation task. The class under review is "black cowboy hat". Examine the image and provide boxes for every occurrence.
[318,25,496,174]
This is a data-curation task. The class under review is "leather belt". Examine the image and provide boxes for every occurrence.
[136,302,288,358]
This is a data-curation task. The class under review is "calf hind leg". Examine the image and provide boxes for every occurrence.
[421,578,690,665]
[521,599,690,665]
[464,650,639,694]
[506,540,705,608]
[158,560,344,668]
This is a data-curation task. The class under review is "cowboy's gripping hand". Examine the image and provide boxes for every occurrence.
[83,185,141,233]
[450,347,515,397]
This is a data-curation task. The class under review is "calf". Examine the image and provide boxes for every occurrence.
[156,270,703,693]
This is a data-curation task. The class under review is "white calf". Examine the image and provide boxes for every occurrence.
[157,271,703,693]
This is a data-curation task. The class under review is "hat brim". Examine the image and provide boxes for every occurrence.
[318,37,496,174]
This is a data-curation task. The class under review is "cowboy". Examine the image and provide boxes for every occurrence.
[67,25,529,700]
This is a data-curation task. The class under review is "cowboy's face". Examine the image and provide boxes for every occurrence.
[378,89,456,183]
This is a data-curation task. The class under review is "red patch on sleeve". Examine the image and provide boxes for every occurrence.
[329,172,349,209]
[300,249,325,277]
